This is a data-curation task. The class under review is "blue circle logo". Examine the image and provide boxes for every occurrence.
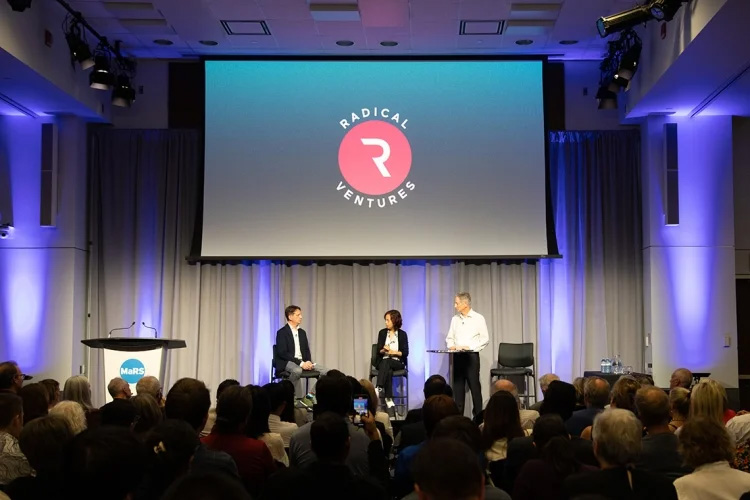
[120,359,146,384]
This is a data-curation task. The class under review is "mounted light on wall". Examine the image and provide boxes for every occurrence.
[649,0,688,22]
[64,21,94,70]
[111,75,135,107]
[596,0,690,37]
[89,49,114,90]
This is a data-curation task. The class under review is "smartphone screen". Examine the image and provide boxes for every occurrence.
[353,396,368,417]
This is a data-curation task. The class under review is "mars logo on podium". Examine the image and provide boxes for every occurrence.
[337,107,415,208]
[120,358,146,384]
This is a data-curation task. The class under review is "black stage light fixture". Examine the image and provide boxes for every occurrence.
[89,53,114,90]
[7,0,32,12]
[616,38,642,83]
[65,23,94,70]
[111,75,135,107]
[597,5,651,37]
[649,0,688,22]
[596,86,618,109]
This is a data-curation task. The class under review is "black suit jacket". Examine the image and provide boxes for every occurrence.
[374,328,409,366]
[275,324,312,372]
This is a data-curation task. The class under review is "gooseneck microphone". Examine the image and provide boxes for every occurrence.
[142,322,158,338]
[108,321,136,338]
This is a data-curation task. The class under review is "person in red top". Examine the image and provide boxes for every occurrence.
[201,385,275,497]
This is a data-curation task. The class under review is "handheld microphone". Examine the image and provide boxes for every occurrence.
[142,322,158,338]
[108,321,135,338]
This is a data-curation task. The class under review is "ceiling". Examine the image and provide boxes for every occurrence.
[59,0,638,60]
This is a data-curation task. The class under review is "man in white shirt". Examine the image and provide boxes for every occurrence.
[445,292,489,416]
[274,306,328,390]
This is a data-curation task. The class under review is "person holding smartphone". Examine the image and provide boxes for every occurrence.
[375,310,409,408]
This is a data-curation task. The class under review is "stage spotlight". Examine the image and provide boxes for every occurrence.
[596,5,651,37]
[596,86,618,109]
[615,40,642,83]
[7,0,32,12]
[65,23,94,70]
[649,0,688,22]
[89,54,114,90]
[111,75,136,107]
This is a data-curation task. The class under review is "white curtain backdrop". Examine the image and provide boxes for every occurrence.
[87,129,642,410]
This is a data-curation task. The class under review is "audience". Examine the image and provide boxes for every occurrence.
[530,373,560,411]
[0,393,33,486]
[136,375,163,405]
[634,386,691,479]
[674,417,750,499]
[670,368,693,390]
[278,379,307,427]
[565,376,610,437]
[39,378,61,408]
[668,387,690,432]
[266,381,298,447]
[563,408,677,499]
[412,439,486,500]
[132,393,164,438]
[360,378,394,439]
[572,376,586,410]
[687,379,726,430]
[202,378,241,438]
[476,379,539,430]
[482,390,527,463]
[610,376,641,413]
[0,362,25,395]
[397,375,453,450]
[100,397,137,427]
[18,383,49,424]
[63,375,99,428]
[247,385,288,466]
[163,472,251,500]
[49,400,88,434]
[107,376,132,400]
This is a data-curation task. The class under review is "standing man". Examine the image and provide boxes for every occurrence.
[275,305,328,392]
[445,292,489,416]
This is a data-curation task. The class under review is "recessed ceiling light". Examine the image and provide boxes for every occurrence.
[380,41,398,47]
[153,39,173,46]
[515,39,533,45]
[199,40,218,46]
[559,40,579,45]
[336,40,354,46]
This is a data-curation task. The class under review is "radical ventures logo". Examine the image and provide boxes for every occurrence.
[120,358,146,384]
[337,107,415,208]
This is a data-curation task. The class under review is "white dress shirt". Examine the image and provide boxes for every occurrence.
[384,331,399,359]
[673,461,750,500]
[289,322,302,360]
[445,309,489,352]
[726,413,750,445]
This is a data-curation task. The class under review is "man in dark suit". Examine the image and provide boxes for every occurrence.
[274,305,328,387]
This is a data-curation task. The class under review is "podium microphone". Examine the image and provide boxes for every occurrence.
[108,321,135,338]
[142,322,158,338]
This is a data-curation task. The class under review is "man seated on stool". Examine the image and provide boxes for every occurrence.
[275,305,328,392]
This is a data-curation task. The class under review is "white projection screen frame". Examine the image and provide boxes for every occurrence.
[201,58,557,260]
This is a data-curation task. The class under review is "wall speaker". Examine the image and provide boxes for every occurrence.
[664,122,679,225]
[40,122,58,227]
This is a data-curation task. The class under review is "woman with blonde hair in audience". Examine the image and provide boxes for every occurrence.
[131,393,164,439]
[572,377,586,411]
[49,400,87,434]
[62,375,100,428]
[668,387,690,432]
[688,379,725,427]
[359,378,393,440]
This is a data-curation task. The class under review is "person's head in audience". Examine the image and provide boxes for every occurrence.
[101,398,137,427]
[635,386,670,432]
[247,385,272,439]
[107,377,132,400]
[0,361,24,394]
[49,400,87,434]
[39,378,60,408]
[669,387,690,423]
[670,368,693,390]
[591,408,642,469]
[0,393,24,438]
[414,438,484,500]
[678,416,734,469]
[142,419,201,499]
[162,472,251,500]
[314,374,353,417]
[610,376,641,415]
[165,378,211,433]
[266,382,288,417]
[359,378,380,413]
[635,374,655,387]
[689,378,726,425]
[491,379,520,407]
[19,414,73,478]
[423,394,460,439]
[433,416,482,452]
[325,369,347,379]
[214,385,252,434]
[136,375,162,403]
[423,374,453,400]
[310,411,350,463]
[532,413,567,450]
[278,380,297,422]
[63,375,93,410]
[132,393,163,437]
[482,390,524,449]
[19,383,49,424]
[540,373,560,398]
[533,414,580,477]
[573,377,586,407]
[346,375,364,402]
[64,425,147,500]
[584,376,611,410]
[216,379,240,405]
[540,380,578,421]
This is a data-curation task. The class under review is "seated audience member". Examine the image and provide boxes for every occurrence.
[475,379,539,430]
[609,376,641,414]
[572,377,586,410]
[566,376,610,437]
[49,400,87,434]
[412,438,487,500]
[686,379,726,430]
[726,412,750,447]
[668,387,690,432]
[107,377,132,400]
[6,415,74,500]
[360,378,394,440]
[278,379,308,427]
[482,390,527,463]
[248,385,288,466]
[345,376,392,456]
[165,377,239,478]
[39,378,60,408]
[201,385,275,496]
[670,368,693,390]
[674,417,750,500]
[531,373,560,412]
[18,383,48,424]
[201,378,239,438]
[132,393,164,439]
[0,394,33,486]
[634,386,691,479]
[136,375,163,405]
[100,398,137,427]
[63,375,99,428]
[0,362,25,394]
[266,382,298,447]
[162,473,251,500]
[635,374,655,387]
[513,414,596,500]
[563,409,677,500]
[396,375,453,450]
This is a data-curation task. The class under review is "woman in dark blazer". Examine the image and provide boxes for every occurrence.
[375,310,409,406]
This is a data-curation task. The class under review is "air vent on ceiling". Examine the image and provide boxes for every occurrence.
[310,3,360,21]
[459,20,505,35]
[221,20,271,35]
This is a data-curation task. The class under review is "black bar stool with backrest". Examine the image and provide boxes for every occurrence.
[490,342,536,408]
[369,343,408,415]
[271,344,320,396]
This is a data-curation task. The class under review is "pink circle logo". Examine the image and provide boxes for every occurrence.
[338,120,412,196]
